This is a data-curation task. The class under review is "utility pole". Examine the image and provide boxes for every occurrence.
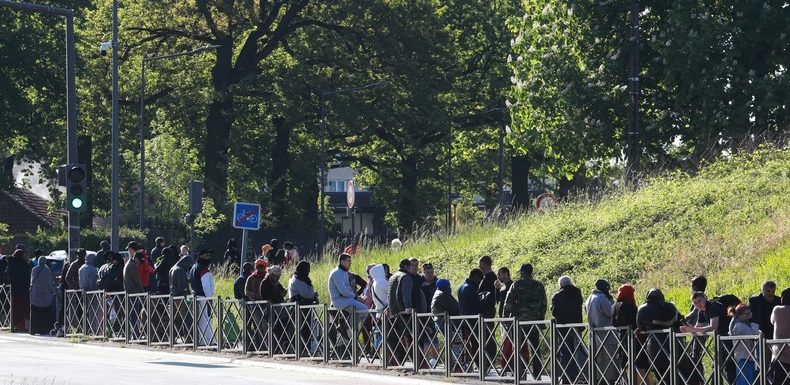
[110,0,120,251]
[626,0,641,186]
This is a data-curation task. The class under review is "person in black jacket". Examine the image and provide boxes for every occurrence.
[748,281,780,338]
[551,276,584,384]
[7,245,32,332]
[154,247,178,295]
[234,262,253,300]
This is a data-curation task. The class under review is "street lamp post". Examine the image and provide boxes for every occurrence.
[111,0,119,252]
[318,80,386,255]
[138,45,220,230]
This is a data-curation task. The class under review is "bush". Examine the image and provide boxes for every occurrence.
[26,226,148,254]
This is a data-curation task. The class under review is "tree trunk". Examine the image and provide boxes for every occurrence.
[397,155,420,231]
[203,41,235,205]
[270,116,291,227]
[511,155,530,211]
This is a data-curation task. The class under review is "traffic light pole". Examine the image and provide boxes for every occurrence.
[0,1,80,255]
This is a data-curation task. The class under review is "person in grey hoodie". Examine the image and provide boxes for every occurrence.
[169,253,194,297]
[169,253,194,342]
[78,253,98,292]
[584,279,617,385]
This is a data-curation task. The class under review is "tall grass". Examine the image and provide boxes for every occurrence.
[216,146,790,314]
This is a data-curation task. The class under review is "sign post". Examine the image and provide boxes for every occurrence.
[346,181,356,236]
[233,202,261,266]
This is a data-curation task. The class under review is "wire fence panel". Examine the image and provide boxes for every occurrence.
[171,296,195,348]
[126,293,148,344]
[220,299,243,353]
[448,315,482,378]
[328,308,356,365]
[517,320,552,385]
[270,303,297,358]
[297,304,326,361]
[554,323,589,385]
[384,312,416,371]
[481,317,518,382]
[245,301,270,355]
[195,297,219,351]
[767,339,790,385]
[0,285,11,331]
[64,289,84,337]
[719,335,763,385]
[84,290,105,339]
[415,312,448,375]
[671,332,716,385]
[148,295,171,346]
[356,310,384,367]
[635,329,673,385]
[590,326,631,385]
[105,291,126,342]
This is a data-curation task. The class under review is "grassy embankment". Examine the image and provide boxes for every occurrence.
[217,147,790,311]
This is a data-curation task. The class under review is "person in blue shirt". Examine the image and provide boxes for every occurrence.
[458,268,483,315]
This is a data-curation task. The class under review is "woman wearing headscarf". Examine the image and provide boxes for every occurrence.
[29,256,57,335]
[288,261,318,304]
[288,261,319,357]
[612,284,648,381]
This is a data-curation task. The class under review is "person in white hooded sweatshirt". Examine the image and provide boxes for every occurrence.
[369,264,389,350]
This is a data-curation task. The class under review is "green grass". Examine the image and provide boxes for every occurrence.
[216,146,790,314]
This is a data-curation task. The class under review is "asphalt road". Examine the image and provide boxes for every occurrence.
[0,334,443,385]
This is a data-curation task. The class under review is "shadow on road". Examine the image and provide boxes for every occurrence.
[147,361,233,369]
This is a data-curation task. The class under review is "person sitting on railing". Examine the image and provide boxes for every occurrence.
[78,252,98,292]
[287,261,318,305]
[233,262,253,301]
[289,261,319,357]
[769,287,790,385]
[328,253,367,312]
[729,304,760,385]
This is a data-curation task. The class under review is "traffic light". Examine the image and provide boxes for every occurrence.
[66,163,87,212]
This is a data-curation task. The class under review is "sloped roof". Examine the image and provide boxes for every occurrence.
[0,187,59,235]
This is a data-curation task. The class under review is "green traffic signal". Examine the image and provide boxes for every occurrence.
[70,197,84,209]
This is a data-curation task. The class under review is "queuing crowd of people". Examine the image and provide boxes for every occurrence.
[2,239,789,385]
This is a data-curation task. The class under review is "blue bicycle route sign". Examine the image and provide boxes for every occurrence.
[233,202,261,230]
